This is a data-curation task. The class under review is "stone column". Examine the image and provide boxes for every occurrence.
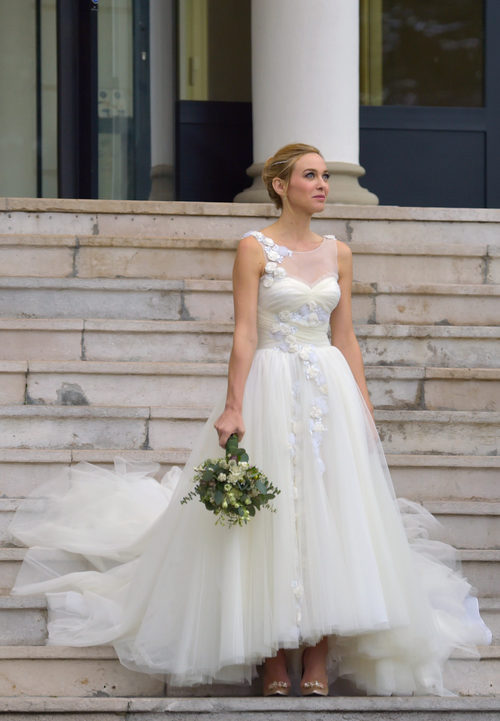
[149,0,175,200]
[235,0,378,204]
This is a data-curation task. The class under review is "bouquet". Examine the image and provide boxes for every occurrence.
[181,434,280,527]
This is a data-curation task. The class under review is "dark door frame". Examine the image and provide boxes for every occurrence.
[56,0,99,199]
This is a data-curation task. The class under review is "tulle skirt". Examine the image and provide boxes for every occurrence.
[9,345,491,695]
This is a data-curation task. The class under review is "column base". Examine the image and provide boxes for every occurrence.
[149,164,175,201]
[234,161,378,205]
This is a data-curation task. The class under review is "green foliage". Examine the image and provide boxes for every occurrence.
[180,434,280,528]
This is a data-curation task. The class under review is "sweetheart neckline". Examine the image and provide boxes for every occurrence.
[263,273,339,290]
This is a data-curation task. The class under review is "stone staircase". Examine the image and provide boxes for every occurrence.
[0,198,498,719]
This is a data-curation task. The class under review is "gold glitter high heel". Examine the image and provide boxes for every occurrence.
[300,679,328,696]
[263,679,291,696]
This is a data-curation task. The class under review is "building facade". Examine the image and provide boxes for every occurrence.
[1,0,497,207]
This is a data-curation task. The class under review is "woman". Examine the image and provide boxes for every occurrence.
[10,143,490,697]
[214,143,373,695]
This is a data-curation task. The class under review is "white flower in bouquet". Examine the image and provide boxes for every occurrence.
[181,435,281,528]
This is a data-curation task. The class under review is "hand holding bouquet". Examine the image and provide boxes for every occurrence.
[181,434,280,527]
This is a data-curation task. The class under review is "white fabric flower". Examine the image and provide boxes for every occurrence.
[310,406,323,420]
[262,276,273,287]
[279,311,291,321]
[267,249,280,262]
[262,236,274,247]
[305,365,320,380]
[299,346,312,361]
[274,267,286,278]
[307,312,319,325]
[265,261,277,273]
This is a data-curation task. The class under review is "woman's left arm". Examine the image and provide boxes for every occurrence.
[329,241,374,418]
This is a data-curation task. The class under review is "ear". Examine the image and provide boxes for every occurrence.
[272,176,286,198]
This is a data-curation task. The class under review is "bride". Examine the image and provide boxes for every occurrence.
[10,143,491,697]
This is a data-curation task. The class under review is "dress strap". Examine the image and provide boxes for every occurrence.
[242,231,292,263]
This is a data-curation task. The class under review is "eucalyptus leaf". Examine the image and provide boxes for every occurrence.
[255,478,268,494]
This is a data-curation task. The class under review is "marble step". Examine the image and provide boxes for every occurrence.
[0,449,498,502]
[1,592,498,647]
[0,643,496,698]
[0,319,498,369]
[0,406,497,456]
[0,697,500,721]
[1,696,500,721]
[1,360,498,410]
[1,198,500,245]
[1,547,499,598]
[2,498,499,550]
[149,408,500,457]
[1,231,498,287]
[0,277,498,325]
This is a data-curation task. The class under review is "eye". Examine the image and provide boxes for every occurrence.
[304,171,314,179]
[323,173,330,181]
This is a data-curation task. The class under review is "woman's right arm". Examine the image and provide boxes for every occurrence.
[214,235,264,448]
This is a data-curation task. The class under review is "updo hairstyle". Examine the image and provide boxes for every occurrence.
[262,143,323,209]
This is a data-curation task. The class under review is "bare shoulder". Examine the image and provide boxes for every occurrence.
[335,239,353,281]
[234,234,266,275]
[335,239,352,261]
[237,233,262,252]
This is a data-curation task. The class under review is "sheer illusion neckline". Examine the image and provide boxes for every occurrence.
[261,233,325,254]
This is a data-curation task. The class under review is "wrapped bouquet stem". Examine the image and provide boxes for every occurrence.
[181,434,280,527]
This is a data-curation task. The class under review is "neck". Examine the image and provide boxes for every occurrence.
[272,206,313,243]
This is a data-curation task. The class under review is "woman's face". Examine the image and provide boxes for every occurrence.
[282,153,329,213]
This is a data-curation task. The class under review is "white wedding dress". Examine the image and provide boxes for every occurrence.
[9,232,491,695]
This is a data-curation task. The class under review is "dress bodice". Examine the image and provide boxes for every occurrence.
[243,231,341,351]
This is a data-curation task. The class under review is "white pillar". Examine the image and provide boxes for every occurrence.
[235,0,377,204]
[149,0,175,200]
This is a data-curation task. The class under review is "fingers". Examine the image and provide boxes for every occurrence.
[216,429,244,449]
[214,421,245,449]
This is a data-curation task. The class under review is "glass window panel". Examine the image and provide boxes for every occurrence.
[0,0,37,197]
[178,0,251,102]
[41,0,58,198]
[361,0,484,107]
[98,0,134,199]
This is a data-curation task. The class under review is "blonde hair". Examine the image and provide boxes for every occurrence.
[262,143,323,209]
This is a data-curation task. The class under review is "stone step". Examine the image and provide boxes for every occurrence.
[149,407,500,457]
[0,406,497,456]
[357,324,500,369]
[0,644,165,697]
[1,360,497,411]
[1,696,500,721]
[1,230,498,287]
[2,591,498,648]
[1,548,499,598]
[0,319,498,369]
[1,198,500,245]
[2,496,499,550]
[0,643,496,698]
[0,277,498,325]
[422,501,500,549]
[0,449,498,501]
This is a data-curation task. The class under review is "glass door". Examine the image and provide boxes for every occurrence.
[358,0,497,208]
[0,0,57,198]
